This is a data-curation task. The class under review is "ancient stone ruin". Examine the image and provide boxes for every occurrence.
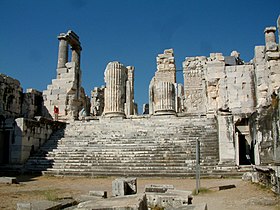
[43,30,88,121]
[0,16,280,195]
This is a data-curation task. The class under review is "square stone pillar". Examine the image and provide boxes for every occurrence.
[217,113,236,165]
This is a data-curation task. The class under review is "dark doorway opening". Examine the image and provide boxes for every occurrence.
[0,131,10,164]
[238,132,254,165]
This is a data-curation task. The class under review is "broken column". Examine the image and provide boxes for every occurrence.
[153,81,176,115]
[104,62,128,117]
[149,49,177,115]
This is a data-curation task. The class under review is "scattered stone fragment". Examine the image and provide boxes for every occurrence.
[145,189,192,209]
[88,190,107,198]
[17,200,61,210]
[145,184,174,193]
[168,203,208,210]
[218,184,236,191]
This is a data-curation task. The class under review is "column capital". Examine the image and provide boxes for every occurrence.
[57,33,67,40]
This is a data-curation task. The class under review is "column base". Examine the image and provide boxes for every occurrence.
[154,110,176,116]
[104,112,126,118]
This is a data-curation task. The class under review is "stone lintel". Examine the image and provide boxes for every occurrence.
[66,30,82,51]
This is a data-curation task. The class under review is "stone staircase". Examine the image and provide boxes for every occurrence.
[24,115,251,177]
[41,115,222,177]
[23,129,65,173]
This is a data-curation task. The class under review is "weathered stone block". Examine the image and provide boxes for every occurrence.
[145,184,174,193]
[0,177,18,184]
[76,194,148,210]
[146,189,192,209]
[169,203,208,210]
[112,177,137,196]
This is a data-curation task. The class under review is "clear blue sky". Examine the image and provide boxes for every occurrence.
[0,0,279,113]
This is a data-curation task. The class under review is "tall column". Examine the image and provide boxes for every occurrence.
[71,47,81,69]
[125,66,135,116]
[153,81,176,115]
[104,62,127,117]
[277,15,280,45]
[57,34,68,69]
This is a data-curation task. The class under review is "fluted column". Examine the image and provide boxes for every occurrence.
[57,34,68,68]
[104,62,127,117]
[153,81,176,115]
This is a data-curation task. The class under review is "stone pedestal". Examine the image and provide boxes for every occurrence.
[104,62,127,117]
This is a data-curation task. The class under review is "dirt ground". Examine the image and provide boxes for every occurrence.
[0,175,279,210]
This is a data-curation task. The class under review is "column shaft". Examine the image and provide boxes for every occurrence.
[57,37,68,68]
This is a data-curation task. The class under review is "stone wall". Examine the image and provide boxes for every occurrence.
[12,117,64,164]
[0,74,22,119]
[0,73,64,165]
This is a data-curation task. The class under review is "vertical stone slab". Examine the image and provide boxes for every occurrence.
[183,56,207,114]
[205,56,226,115]
[104,62,127,117]
[217,113,235,165]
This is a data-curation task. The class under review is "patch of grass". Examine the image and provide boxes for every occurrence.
[43,189,59,201]
[192,187,212,195]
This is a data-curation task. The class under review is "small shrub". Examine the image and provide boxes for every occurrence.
[192,187,211,195]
